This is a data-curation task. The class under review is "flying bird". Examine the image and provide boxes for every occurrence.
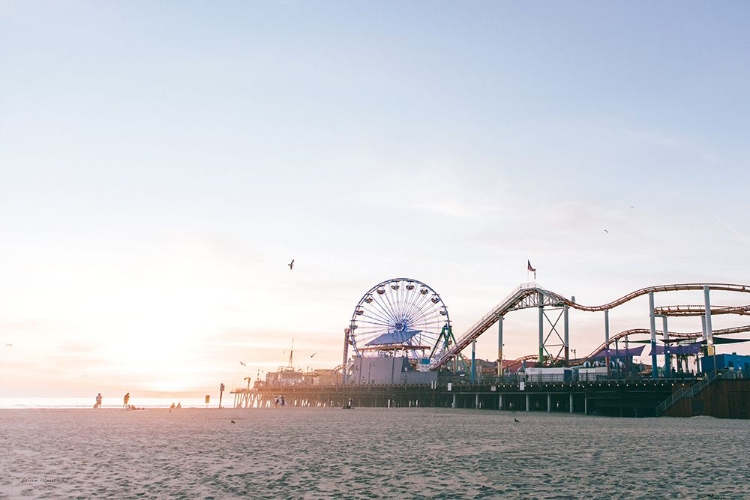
[310,353,316,358]
[5,344,11,347]
[239,361,246,367]
[288,259,294,270]
[603,229,609,233]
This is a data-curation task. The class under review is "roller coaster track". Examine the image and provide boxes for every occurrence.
[500,324,750,369]
[503,325,750,370]
[581,324,750,361]
[654,305,750,316]
[430,283,750,371]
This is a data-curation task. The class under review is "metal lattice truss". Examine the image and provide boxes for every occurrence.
[540,307,567,364]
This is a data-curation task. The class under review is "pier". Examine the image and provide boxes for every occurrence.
[232,372,750,418]
[232,279,750,418]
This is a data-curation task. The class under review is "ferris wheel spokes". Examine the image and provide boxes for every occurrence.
[349,278,451,367]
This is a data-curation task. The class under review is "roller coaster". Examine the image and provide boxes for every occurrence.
[430,282,750,374]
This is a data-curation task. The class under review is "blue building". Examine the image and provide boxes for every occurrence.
[701,353,750,374]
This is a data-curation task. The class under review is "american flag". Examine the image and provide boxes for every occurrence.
[527,260,536,280]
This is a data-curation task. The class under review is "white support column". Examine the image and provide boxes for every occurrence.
[700,315,707,373]
[662,315,670,375]
[604,309,610,346]
[605,309,611,376]
[564,306,570,364]
[538,292,545,363]
[497,317,504,377]
[704,286,716,372]
[649,292,658,379]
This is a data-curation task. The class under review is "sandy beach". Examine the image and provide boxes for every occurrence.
[2,407,749,499]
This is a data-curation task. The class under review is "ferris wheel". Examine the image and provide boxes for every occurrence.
[348,278,453,369]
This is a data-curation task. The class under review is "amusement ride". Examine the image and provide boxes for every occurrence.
[341,278,750,383]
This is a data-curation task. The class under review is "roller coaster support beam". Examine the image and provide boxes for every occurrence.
[605,309,610,375]
[704,285,716,370]
[649,292,658,379]
[604,309,610,345]
[538,292,544,363]
[470,340,476,384]
[701,315,707,373]
[564,306,570,365]
[661,315,670,373]
[497,316,504,377]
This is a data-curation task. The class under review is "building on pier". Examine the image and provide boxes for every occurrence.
[701,353,750,375]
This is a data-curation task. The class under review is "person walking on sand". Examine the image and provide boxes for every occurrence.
[123,392,130,409]
[95,393,102,409]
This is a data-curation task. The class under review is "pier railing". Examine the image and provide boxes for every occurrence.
[656,371,718,416]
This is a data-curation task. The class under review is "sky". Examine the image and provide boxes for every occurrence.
[1,1,749,400]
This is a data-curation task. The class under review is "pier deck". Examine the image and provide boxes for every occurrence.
[232,376,750,418]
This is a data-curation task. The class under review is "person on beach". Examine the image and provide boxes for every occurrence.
[123,392,130,408]
[95,393,102,409]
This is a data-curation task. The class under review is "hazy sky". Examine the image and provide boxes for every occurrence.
[1,1,749,399]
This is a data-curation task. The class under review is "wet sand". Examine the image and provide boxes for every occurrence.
[1,407,748,499]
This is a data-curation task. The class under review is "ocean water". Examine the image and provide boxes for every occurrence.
[2,407,748,499]
[0,396,215,409]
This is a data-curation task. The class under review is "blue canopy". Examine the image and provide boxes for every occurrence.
[650,343,702,355]
[366,330,419,346]
[590,345,644,359]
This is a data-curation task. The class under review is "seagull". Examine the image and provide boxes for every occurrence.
[239,361,246,367]
[310,353,316,358]
[288,259,294,270]
[231,420,236,424]
[603,229,608,233]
